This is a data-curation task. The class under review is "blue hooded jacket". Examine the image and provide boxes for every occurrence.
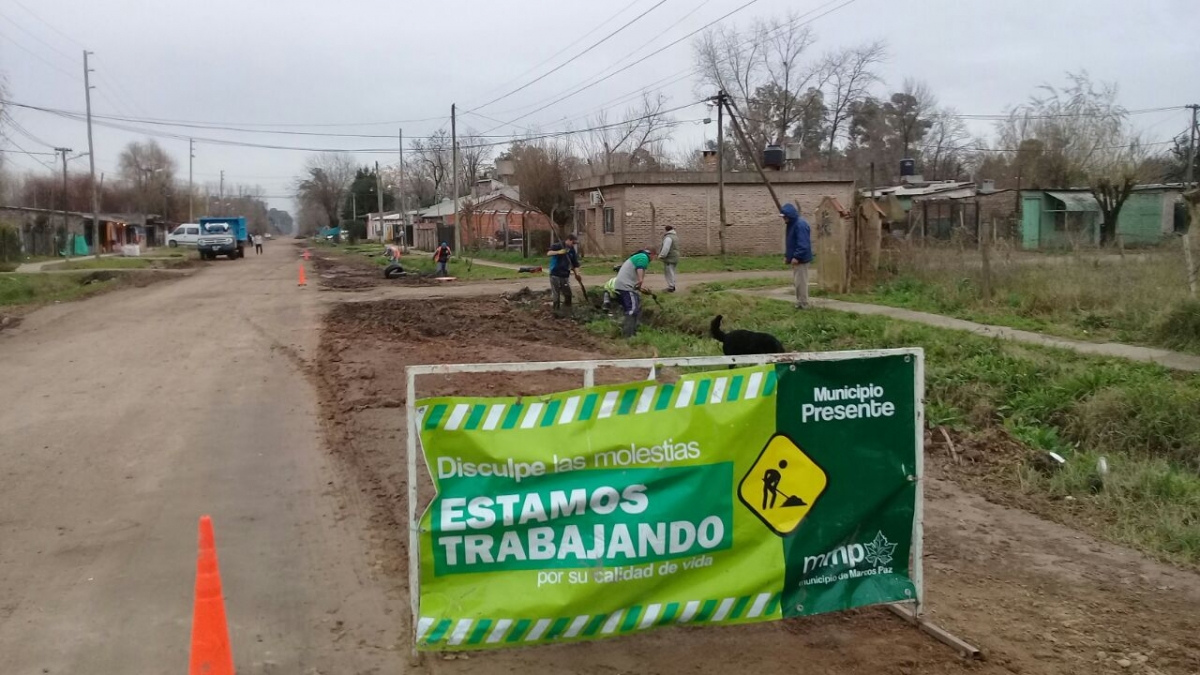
[782,203,812,264]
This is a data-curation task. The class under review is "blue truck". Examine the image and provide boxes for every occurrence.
[197,216,249,260]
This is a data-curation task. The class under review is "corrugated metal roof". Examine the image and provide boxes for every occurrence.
[1047,191,1100,212]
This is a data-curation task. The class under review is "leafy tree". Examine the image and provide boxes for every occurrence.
[340,167,395,225]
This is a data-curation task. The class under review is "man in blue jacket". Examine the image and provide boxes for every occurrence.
[782,203,812,309]
[547,234,581,313]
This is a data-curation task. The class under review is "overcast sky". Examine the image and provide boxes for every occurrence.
[3,0,1198,213]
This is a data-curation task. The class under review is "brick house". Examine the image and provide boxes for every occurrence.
[568,171,856,256]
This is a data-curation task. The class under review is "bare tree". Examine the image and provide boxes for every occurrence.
[117,140,178,214]
[504,139,579,227]
[998,72,1140,244]
[693,14,825,165]
[293,152,355,232]
[580,92,674,175]
[997,71,1127,188]
[820,40,886,166]
[457,129,494,196]
[920,107,972,180]
[411,129,452,201]
[1090,138,1152,245]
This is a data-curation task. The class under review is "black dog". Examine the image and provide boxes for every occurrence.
[710,315,784,356]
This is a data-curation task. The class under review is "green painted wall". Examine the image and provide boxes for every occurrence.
[1020,190,1169,248]
[1115,193,1163,244]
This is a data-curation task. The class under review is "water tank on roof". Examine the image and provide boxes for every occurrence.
[764,145,785,170]
[900,158,917,177]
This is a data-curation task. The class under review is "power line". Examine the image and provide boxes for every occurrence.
[0,28,81,82]
[485,0,721,121]
[0,7,77,63]
[466,0,668,112]
[2,136,56,170]
[10,0,84,48]
[461,0,644,109]
[10,93,705,154]
[479,0,804,134]
[0,147,56,156]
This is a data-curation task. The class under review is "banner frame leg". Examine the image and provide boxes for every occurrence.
[406,369,420,660]
[887,603,982,660]
[912,352,926,614]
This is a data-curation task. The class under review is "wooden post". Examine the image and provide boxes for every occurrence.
[716,93,728,256]
[1184,234,1197,298]
[720,95,784,213]
[980,217,993,301]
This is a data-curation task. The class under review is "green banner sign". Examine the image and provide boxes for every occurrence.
[415,353,921,650]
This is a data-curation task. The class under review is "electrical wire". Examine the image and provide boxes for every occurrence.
[2,136,56,170]
[0,28,82,82]
[461,0,643,108]
[465,0,667,112]
[479,0,828,134]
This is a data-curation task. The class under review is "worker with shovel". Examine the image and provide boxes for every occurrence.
[614,247,655,338]
[547,234,582,314]
[762,459,807,510]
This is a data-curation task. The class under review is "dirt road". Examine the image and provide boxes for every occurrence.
[0,244,403,674]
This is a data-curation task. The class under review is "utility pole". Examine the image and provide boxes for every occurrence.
[716,92,727,256]
[219,170,225,202]
[375,161,385,244]
[399,128,407,250]
[451,103,461,253]
[718,94,783,213]
[188,138,195,222]
[83,50,100,258]
[55,147,73,258]
[1186,104,1199,188]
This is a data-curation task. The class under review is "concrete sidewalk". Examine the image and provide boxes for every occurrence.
[14,253,122,273]
[743,287,1200,373]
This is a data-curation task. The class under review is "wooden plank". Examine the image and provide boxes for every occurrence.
[887,604,982,660]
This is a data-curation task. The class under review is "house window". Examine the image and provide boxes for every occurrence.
[575,209,585,234]
[603,207,615,234]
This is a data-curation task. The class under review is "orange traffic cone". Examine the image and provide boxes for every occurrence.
[298,263,307,287]
[189,516,235,675]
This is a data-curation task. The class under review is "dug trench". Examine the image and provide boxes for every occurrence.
[314,295,1200,675]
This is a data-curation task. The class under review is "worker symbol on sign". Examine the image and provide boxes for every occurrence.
[761,460,806,510]
[739,434,828,537]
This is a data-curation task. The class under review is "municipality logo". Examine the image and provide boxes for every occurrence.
[802,531,897,575]
[864,531,896,566]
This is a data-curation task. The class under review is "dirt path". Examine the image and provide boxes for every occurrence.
[316,296,1200,675]
[0,244,404,673]
[740,288,1200,373]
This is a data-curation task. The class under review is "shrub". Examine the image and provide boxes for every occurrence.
[1153,299,1200,353]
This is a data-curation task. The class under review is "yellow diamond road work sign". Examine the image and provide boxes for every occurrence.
[738,433,828,537]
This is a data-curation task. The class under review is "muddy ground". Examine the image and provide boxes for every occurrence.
[315,295,1200,675]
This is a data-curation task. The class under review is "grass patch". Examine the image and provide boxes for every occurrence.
[47,255,156,269]
[691,277,792,293]
[596,288,1200,565]
[1153,299,1200,353]
[0,272,121,307]
[0,262,17,272]
[577,254,784,276]
[843,243,1196,352]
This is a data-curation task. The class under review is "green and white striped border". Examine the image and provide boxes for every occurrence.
[420,368,778,433]
[416,591,782,649]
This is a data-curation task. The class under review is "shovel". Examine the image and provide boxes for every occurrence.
[574,272,590,303]
[775,490,807,507]
[640,287,663,307]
